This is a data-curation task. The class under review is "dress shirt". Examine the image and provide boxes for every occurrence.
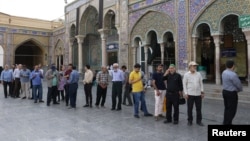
[68,70,79,84]
[110,69,124,82]
[30,70,43,85]
[222,69,242,92]
[183,71,204,96]
[0,69,13,82]
[13,68,21,78]
[96,71,109,85]
[83,69,93,84]
[20,69,31,83]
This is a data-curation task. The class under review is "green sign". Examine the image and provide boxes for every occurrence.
[239,15,250,28]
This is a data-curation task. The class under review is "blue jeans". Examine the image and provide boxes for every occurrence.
[32,85,42,101]
[132,91,149,116]
[69,83,78,107]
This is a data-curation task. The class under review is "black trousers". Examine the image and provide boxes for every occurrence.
[222,90,238,125]
[187,95,202,123]
[3,81,12,97]
[166,92,179,121]
[64,84,70,105]
[95,84,107,106]
[58,90,64,101]
[84,83,93,105]
[47,86,58,104]
[69,83,78,108]
[122,84,132,105]
[13,78,21,97]
[112,81,123,109]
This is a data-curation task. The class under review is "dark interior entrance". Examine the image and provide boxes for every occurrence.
[15,40,43,69]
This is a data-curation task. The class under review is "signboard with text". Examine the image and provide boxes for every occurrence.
[239,15,250,28]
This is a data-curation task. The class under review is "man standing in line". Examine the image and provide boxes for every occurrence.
[13,64,22,98]
[0,64,13,98]
[64,64,73,106]
[83,64,94,108]
[163,64,183,124]
[129,63,153,118]
[110,63,124,111]
[221,60,242,125]
[183,61,204,126]
[151,64,167,121]
[20,65,31,99]
[121,65,133,106]
[45,64,60,106]
[95,66,109,108]
[67,65,80,109]
[30,65,44,103]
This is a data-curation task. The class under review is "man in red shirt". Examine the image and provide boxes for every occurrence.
[64,64,73,106]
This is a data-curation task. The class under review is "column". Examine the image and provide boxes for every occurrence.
[244,31,250,87]
[75,35,85,73]
[192,36,198,61]
[160,43,165,64]
[69,37,75,63]
[131,46,136,65]
[98,29,109,66]
[144,45,149,80]
[213,35,221,85]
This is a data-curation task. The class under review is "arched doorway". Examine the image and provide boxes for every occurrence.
[163,32,175,67]
[15,40,43,69]
[70,24,78,66]
[220,15,247,83]
[146,31,160,70]
[54,40,64,69]
[104,10,119,66]
[196,23,215,82]
[0,45,4,67]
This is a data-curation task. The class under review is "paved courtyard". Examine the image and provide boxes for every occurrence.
[0,82,249,141]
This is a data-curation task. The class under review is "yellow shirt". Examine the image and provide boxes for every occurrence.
[129,70,143,93]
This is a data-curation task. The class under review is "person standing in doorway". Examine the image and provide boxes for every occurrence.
[163,64,183,124]
[95,66,109,108]
[151,64,167,121]
[222,60,242,125]
[83,64,94,108]
[110,63,124,111]
[129,63,153,118]
[183,61,204,126]
[0,64,13,98]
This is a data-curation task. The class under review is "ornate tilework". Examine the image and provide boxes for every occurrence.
[190,0,211,23]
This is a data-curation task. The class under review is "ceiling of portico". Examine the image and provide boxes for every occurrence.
[192,0,250,35]
[130,11,174,44]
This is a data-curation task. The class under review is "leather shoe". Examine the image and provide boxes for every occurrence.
[164,120,172,124]
[83,104,89,107]
[53,102,60,104]
[197,122,204,126]
[144,113,153,117]
[134,115,140,118]
[188,122,192,126]
[116,108,121,111]
[39,100,45,103]
[173,121,178,124]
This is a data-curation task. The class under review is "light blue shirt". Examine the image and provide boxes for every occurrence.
[30,70,43,85]
[67,70,79,84]
[222,69,242,92]
[0,69,13,82]
[20,69,31,83]
[110,69,124,82]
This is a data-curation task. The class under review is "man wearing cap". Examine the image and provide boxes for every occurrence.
[221,60,242,125]
[129,63,153,118]
[183,61,204,126]
[163,64,183,124]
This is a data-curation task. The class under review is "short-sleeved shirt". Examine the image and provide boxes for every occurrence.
[152,72,166,90]
[129,70,143,93]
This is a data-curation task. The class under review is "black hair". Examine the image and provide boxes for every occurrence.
[85,64,90,69]
[226,60,234,69]
[121,65,127,69]
[134,63,141,68]
[72,66,76,70]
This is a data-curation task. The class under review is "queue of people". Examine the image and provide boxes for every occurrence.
[0,60,242,126]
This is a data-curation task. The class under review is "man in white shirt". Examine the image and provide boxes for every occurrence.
[13,64,22,98]
[83,64,94,107]
[183,61,204,126]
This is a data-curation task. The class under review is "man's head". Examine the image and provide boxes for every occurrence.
[156,64,164,72]
[168,64,176,74]
[121,65,127,72]
[67,64,73,70]
[134,63,141,72]
[4,64,9,70]
[101,66,107,72]
[22,65,27,70]
[85,64,90,71]
[113,63,119,70]
[51,64,56,71]
[226,60,235,69]
[188,61,198,73]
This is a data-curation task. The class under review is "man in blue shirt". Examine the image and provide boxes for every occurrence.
[222,60,242,125]
[30,65,44,103]
[20,65,31,99]
[0,64,13,98]
[67,65,80,109]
